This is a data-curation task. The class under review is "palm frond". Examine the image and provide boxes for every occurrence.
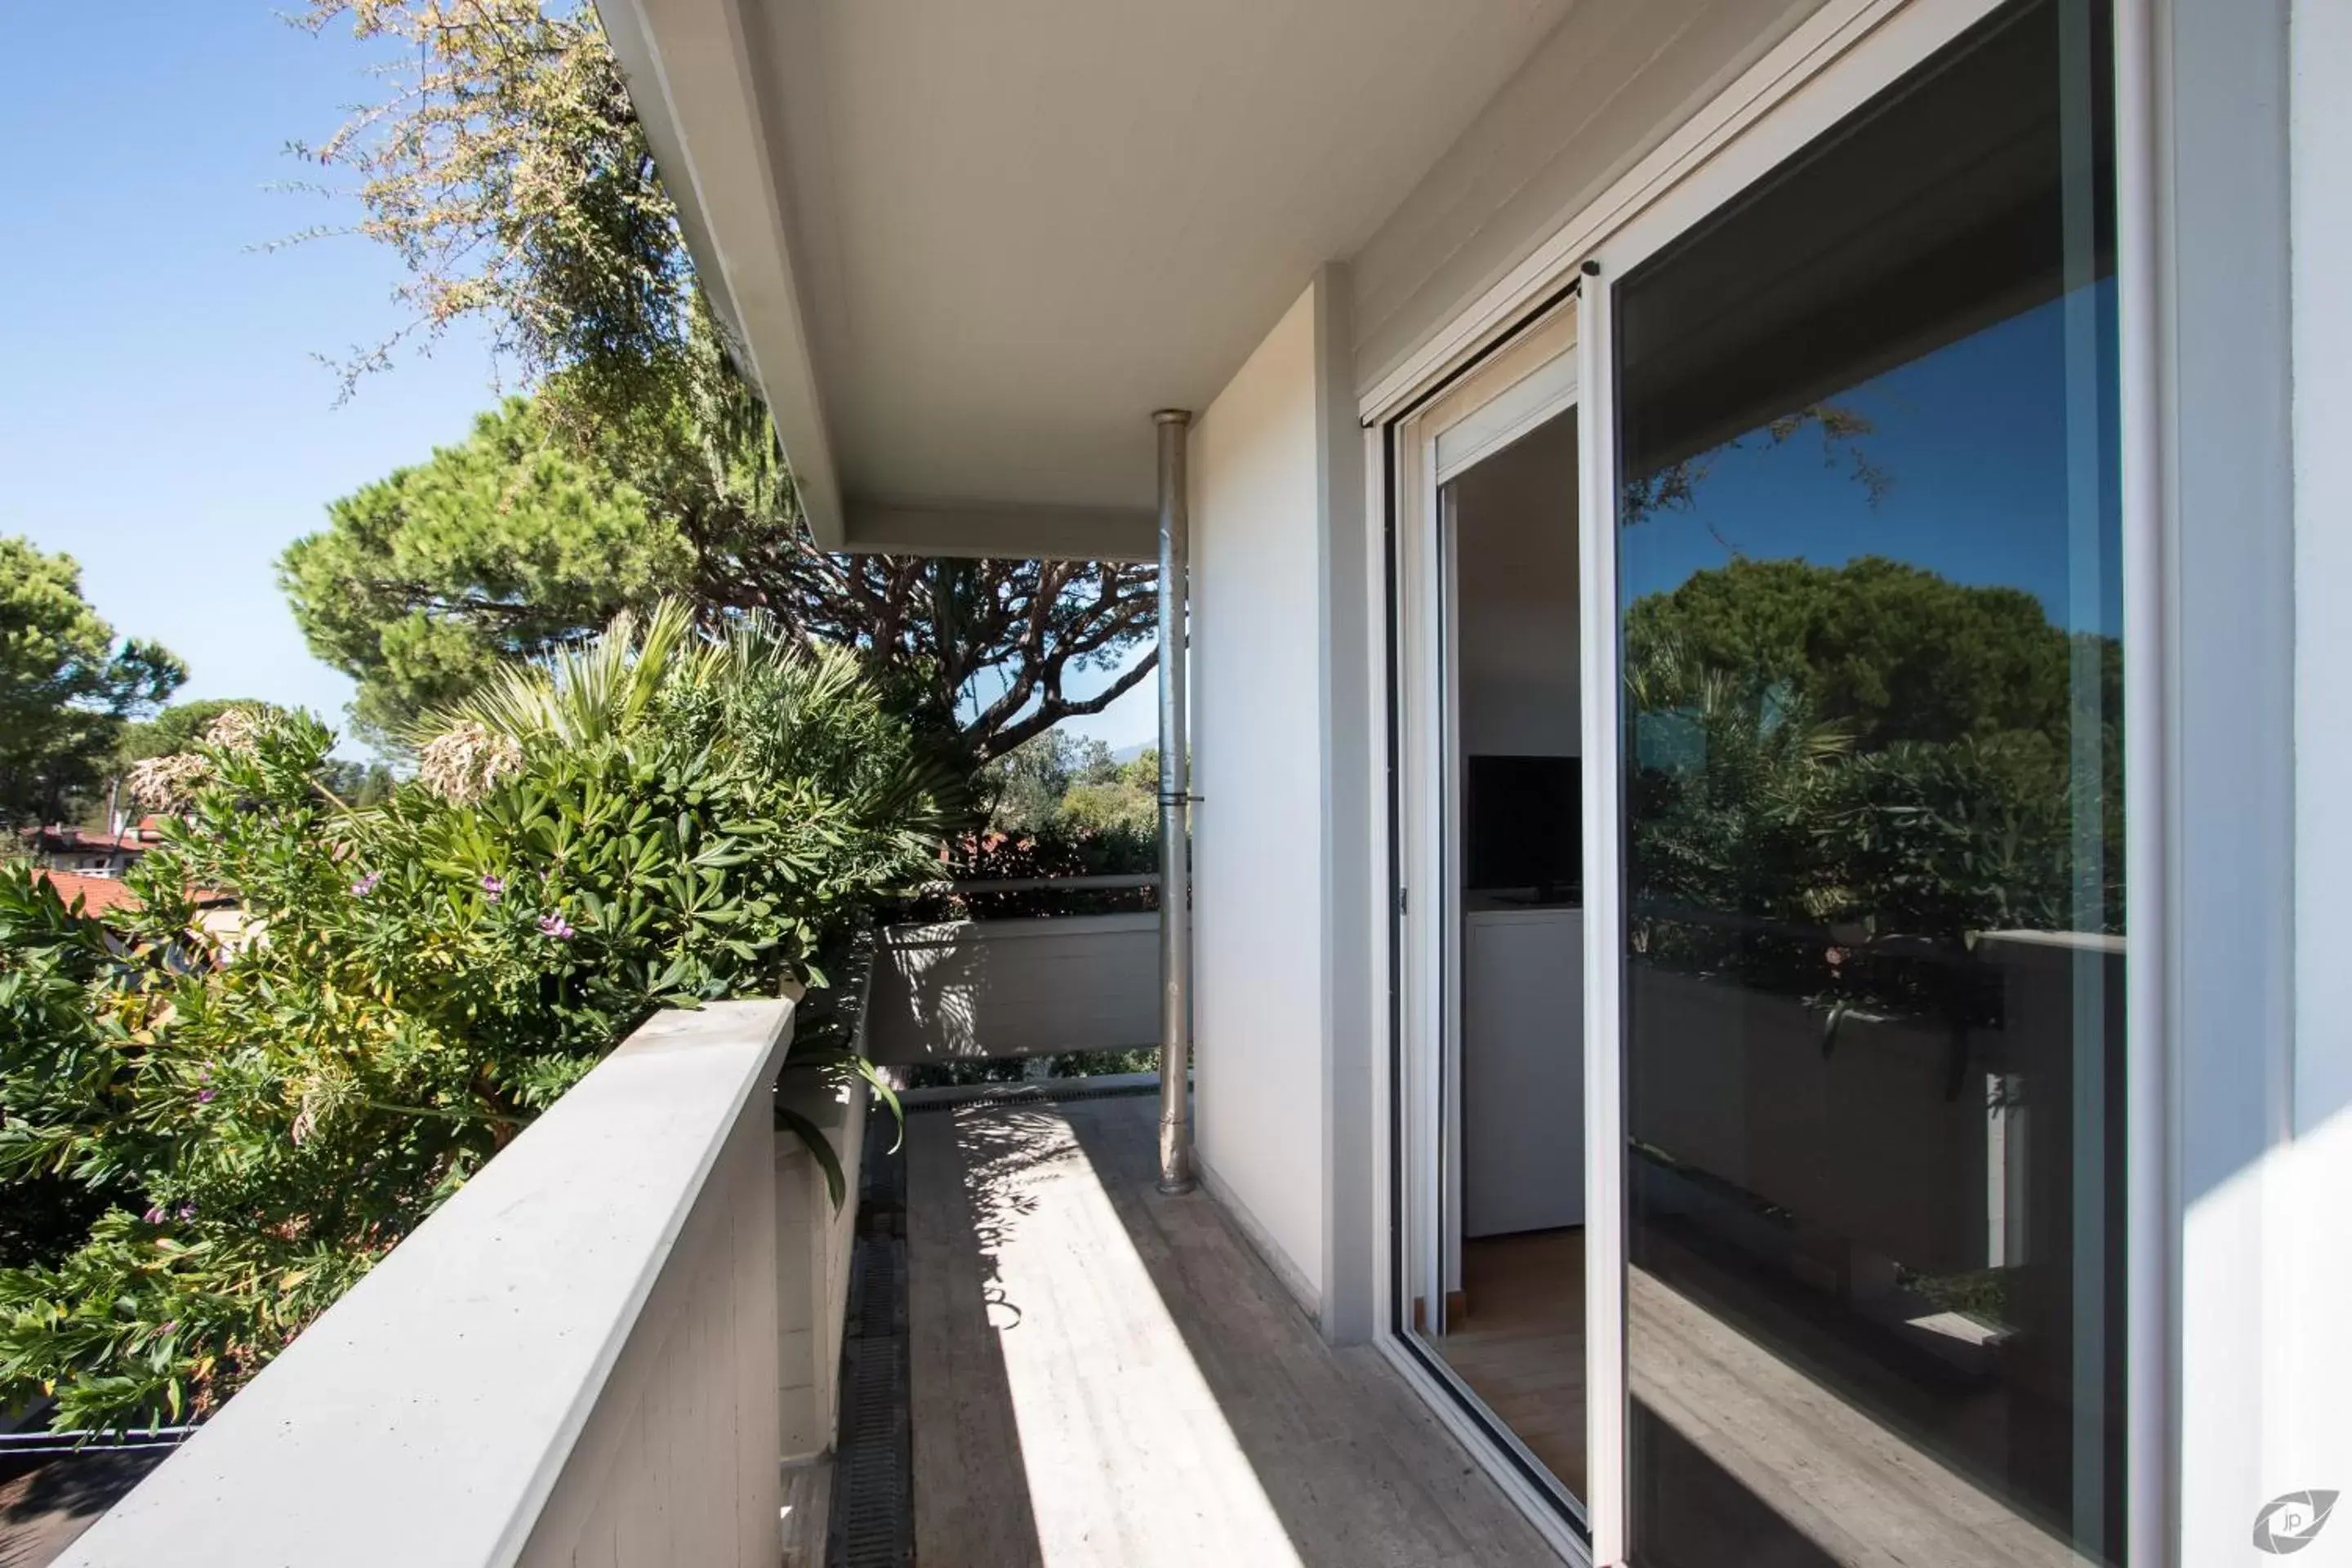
[412,598,702,751]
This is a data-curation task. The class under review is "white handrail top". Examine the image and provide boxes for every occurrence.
[880,910,1161,947]
[58,999,795,1568]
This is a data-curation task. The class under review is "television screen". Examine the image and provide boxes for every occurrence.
[1463,754,1581,898]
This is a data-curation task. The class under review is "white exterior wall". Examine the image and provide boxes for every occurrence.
[1189,283,1330,1312]
[2144,0,2352,1559]
[1350,0,1826,393]
[2282,0,2352,1544]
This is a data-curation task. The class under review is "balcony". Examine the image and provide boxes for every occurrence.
[38,906,1556,1567]
[889,1087,1552,1566]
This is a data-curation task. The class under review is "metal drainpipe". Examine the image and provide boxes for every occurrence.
[1153,408,1198,1196]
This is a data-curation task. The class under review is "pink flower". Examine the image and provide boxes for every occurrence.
[350,871,382,897]
[175,1202,197,1221]
[198,1089,216,1104]
[1825,945,1851,968]
[480,874,505,902]
[143,1205,165,1225]
[538,911,576,942]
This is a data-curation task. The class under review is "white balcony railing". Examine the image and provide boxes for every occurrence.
[58,1000,804,1568]
[862,911,1159,1066]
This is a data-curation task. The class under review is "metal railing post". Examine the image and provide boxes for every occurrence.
[1153,408,1197,1196]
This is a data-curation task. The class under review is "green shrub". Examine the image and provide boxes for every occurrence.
[899,821,1159,924]
[0,608,947,1431]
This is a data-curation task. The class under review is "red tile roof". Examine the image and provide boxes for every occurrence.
[26,871,234,919]
[19,825,150,853]
[32,870,143,916]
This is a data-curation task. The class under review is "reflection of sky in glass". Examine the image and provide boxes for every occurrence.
[1621,280,2122,637]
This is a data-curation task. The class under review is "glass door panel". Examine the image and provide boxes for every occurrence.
[1395,310,1590,1525]
[1612,2,2125,1563]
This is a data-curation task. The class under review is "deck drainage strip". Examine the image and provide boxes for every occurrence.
[830,1074,1163,1565]
[827,1115,913,1568]
[901,1075,1166,1114]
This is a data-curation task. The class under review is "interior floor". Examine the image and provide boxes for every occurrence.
[1432,1228,1588,1501]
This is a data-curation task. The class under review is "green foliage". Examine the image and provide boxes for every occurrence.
[1058,751,1159,839]
[900,822,1159,927]
[318,758,399,809]
[424,599,968,841]
[984,732,1158,840]
[893,731,1163,924]
[292,0,685,406]
[0,880,134,1272]
[1624,635,1852,935]
[282,368,1159,762]
[1815,735,2088,939]
[987,732,1112,830]
[0,615,942,1432]
[117,700,274,768]
[1625,556,2102,751]
[281,398,696,742]
[287,7,1157,763]
[114,702,399,816]
[1624,559,2122,1021]
[1057,775,1158,838]
[0,537,185,830]
[901,1047,1160,1092]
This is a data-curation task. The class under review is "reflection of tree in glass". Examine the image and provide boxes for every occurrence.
[1628,557,2108,750]
[1624,558,2122,1043]
[1620,404,1892,531]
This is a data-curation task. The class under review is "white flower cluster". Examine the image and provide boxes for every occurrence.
[416,721,524,804]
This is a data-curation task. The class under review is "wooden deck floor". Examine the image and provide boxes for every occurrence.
[0,1450,163,1568]
[905,1092,1561,1567]
[1432,1230,1588,1500]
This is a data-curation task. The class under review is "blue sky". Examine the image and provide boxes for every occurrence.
[1,8,1157,758]
[1619,285,2124,639]
[2,9,500,749]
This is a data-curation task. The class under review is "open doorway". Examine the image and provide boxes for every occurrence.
[1399,390,1588,1512]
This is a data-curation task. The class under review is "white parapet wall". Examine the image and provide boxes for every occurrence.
[777,1067,866,1460]
[59,999,800,1568]
[862,912,1159,1066]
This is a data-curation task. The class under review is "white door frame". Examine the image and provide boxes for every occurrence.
[1570,270,1626,1563]
[1387,298,1589,1550]
[1359,2,2169,1565]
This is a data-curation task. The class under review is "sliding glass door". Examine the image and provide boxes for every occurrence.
[1610,2,2126,1564]
[1392,302,1591,1528]
[1383,2,2129,1558]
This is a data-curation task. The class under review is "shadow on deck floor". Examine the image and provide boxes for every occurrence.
[903,1091,1560,1567]
[0,1450,166,1568]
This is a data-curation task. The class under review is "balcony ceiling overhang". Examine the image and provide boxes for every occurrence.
[599,0,1573,559]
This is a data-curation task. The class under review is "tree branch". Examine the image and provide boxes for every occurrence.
[975,644,1160,763]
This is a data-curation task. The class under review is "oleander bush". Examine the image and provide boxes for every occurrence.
[0,604,952,1431]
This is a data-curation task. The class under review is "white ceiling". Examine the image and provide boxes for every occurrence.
[605,0,1575,555]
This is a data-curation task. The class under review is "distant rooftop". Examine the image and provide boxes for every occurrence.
[31,868,145,916]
